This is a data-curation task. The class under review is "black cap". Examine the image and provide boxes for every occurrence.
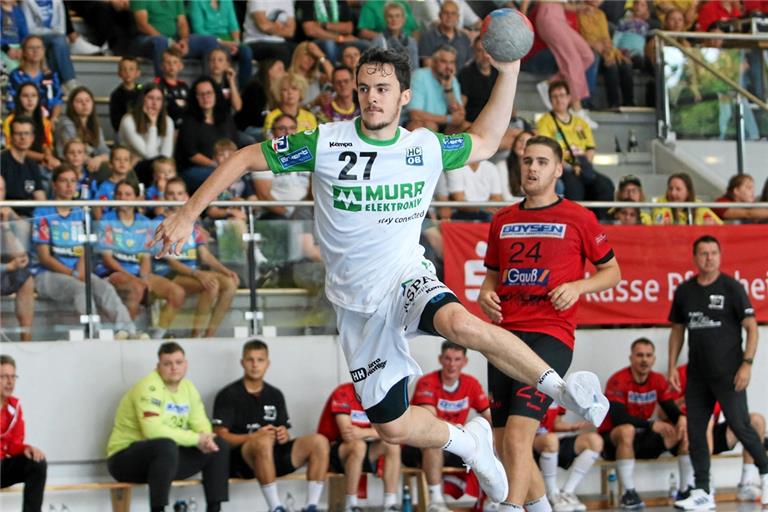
[619,175,642,188]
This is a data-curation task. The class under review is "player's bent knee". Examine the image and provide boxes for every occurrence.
[750,412,765,432]
[540,433,559,452]
[586,432,604,452]
[311,434,330,455]
[247,433,275,454]
[613,424,635,443]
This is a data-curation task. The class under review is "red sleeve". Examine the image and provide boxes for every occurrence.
[711,196,731,220]
[468,377,490,412]
[744,0,768,13]
[330,386,354,415]
[579,207,613,265]
[605,372,627,405]
[412,376,439,407]
[484,212,502,271]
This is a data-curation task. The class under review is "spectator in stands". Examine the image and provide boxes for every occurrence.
[655,0,699,30]
[652,173,722,225]
[613,0,651,69]
[459,38,497,124]
[412,0,481,34]
[107,342,229,512]
[407,45,466,133]
[131,0,220,78]
[62,138,97,200]
[578,0,635,109]
[6,35,63,123]
[188,0,254,89]
[254,114,312,220]
[176,76,238,192]
[212,339,330,512]
[31,164,139,338]
[405,342,491,512]
[289,41,334,106]
[94,145,135,219]
[109,57,143,134]
[696,0,741,32]
[242,0,297,66]
[317,66,360,123]
[612,206,642,225]
[356,0,418,42]
[370,2,419,70]
[54,86,110,173]
[534,405,603,512]
[0,116,47,218]
[236,58,285,140]
[154,47,190,128]
[598,338,685,509]
[447,160,503,222]
[3,82,58,172]
[96,180,186,339]
[118,83,176,186]
[341,45,361,71]
[613,175,652,225]
[155,177,239,337]
[713,174,768,222]
[297,0,368,66]
[19,0,78,91]
[418,0,472,69]
[317,381,402,512]
[0,0,27,70]
[0,177,35,342]
[536,81,614,217]
[0,354,47,508]
[145,157,177,218]
[67,0,137,56]
[263,73,318,135]
[504,130,535,199]
[207,47,243,113]
[206,139,255,222]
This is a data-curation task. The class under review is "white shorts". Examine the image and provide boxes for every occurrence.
[334,260,453,410]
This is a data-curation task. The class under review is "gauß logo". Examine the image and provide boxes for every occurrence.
[501,223,566,238]
[503,268,551,286]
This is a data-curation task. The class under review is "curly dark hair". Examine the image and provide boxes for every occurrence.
[356,47,411,92]
[188,76,231,127]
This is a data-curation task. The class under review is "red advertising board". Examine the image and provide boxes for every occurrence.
[442,224,768,325]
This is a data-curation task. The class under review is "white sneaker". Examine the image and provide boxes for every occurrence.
[562,492,586,512]
[69,36,103,55]
[736,482,760,502]
[483,501,499,512]
[463,417,509,503]
[573,109,599,129]
[674,489,715,510]
[558,371,609,427]
[550,493,575,512]
[428,503,451,512]
[537,80,552,110]
[114,330,130,340]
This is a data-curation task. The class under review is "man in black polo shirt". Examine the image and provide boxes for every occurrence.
[458,37,497,124]
[213,339,330,512]
[668,235,768,510]
[0,116,46,217]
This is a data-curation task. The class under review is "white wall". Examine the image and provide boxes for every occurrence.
[1,328,765,511]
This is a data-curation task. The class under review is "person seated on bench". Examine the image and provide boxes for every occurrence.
[598,338,685,510]
[534,404,603,512]
[106,342,229,512]
[403,341,491,512]
[0,354,47,512]
[213,339,329,512]
[317,382,401,512]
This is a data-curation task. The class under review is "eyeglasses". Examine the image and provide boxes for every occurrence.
[0,374,18,381]
[196,90,215,98]
[12,131,34,137]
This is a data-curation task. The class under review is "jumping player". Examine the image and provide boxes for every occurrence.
[154,48,609,503]
[478,136,621,512]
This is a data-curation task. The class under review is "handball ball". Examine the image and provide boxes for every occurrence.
[480,8,534,62]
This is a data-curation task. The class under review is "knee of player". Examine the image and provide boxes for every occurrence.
[613,424,635,443]
[540,433,560,452]
[169,285,186,307]
[346,439,368,459]
[750,412,766,433]
[247,432,275,454]
[153,437,180,460]
[580,432,603,453]
[310,433,330,457]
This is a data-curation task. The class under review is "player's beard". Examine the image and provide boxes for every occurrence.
[362,109,399,132]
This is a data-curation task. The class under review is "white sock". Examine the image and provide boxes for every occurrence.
[261,483,283,511]
[563,449,600,493]
[678,455,694,490]
[443,423,476,461]
[742,463,759,484]
[536,369,565,402]
[539,452,559,497]
[499,503,525,512]
[345,494,359,508]
[429,484,445,503]
[524,496,552,512]
[616,459,636,491]
[307,480,324,506]
[384,492,398,507]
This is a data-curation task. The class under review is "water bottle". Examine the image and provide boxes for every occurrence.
[627,130,639,152]
[173,500,188,512]
[668,472,678,501]
[607,469,618,507]
[402,484,413,512]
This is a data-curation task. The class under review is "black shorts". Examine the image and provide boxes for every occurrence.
[0,267,30,296]
[601,427,679,461]
[400,444,464,469]
[329,440,376,474]
[712,422,731,455]
[533,435,578,469]
[488,331,572,427]
[230,439,297,478]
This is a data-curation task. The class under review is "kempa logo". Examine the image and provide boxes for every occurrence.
[332,181,426,212]
[329,141,353,148]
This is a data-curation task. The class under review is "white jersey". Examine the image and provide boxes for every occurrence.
[262,118,472,313]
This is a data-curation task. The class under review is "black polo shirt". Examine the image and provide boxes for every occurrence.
[458,61,498,122]
[1,150,45,217]
[212,379,291,435]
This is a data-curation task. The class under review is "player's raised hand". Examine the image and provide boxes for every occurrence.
[487,55,520,76]
[153,209,194,258]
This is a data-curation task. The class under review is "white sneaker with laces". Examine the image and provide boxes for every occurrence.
[550,493,575,512]
[558,371,609,427]
[674,489,715,510]
[463,417,509,503]
[736,482,760,502]
[69,36,102,55]
[537,80,552,110]
[562,492,586,512]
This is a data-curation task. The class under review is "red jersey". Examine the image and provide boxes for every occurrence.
[1,396,26,458]
[668,364,722,418]
[484,198,613,348]
[412,371,489,425]
[599,367,674,433]
[697,0,742,31]
[537,404,566,434]
[317,383,371,442]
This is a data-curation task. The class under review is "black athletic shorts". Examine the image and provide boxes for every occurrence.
[329,440,375,474]
[400,444,463,469]
[712,422,731,455]
[230,439,297,478]
[601,427,679,461]
[533,435,578,469]
[488,331,572,427]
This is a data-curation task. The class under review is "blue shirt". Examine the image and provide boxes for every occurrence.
[152,216,207,276]
[145,184,160,200]
[31,206,85,274]
[408,68,462,117]
[6,68,62,113]
[96,211,156,277]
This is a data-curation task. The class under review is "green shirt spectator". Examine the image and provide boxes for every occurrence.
[187,0,239,40]
[357,0,418,40]
[131,0,185,38]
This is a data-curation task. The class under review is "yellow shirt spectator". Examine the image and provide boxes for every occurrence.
[651,197,723,225]
[536,112,596,163]
[263,108,318,136]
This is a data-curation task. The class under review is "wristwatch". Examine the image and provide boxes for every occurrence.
[743,358,754,365]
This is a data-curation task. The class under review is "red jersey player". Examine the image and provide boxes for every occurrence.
[479,135,620,512]
[406,342,491,512]
[317,383,401,512]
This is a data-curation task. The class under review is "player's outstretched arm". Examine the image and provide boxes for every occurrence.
[154,144,268,257]
[466,58,520,163]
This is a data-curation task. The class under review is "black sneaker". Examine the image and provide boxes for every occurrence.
[620,489,645,510]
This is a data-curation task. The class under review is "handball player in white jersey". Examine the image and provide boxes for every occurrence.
[155,48,608,503]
